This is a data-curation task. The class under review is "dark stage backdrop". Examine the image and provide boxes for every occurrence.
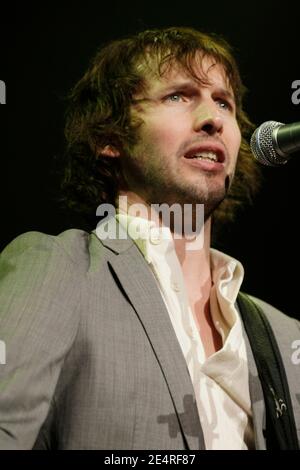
[0,1,299,318]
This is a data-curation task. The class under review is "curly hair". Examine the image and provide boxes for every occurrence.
[60,27,261,229]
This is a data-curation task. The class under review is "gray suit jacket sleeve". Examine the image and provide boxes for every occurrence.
[0,231,85,449]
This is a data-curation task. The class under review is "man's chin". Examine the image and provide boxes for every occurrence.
[177,183,227,206]
[184,188,227,221]
[143,177,228,211]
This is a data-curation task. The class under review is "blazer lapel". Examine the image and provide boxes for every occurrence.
[95,220,205,450]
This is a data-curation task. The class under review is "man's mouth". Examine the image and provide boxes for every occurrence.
[186,151,219,162]
[183,144,226,164]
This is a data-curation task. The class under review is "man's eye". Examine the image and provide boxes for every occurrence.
[165,93,184,102]
[217,99,232,111]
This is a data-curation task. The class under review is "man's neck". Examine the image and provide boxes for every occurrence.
[173,219,212,342]
[118,190,212,290]
[173,220,212,296]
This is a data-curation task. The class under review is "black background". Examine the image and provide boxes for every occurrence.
[0,0,299,318]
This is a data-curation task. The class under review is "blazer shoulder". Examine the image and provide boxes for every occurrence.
[249,295,300,331]
[0,228,92,274]
[247,295,300,360]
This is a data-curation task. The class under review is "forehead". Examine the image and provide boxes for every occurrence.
[138,53,232,94]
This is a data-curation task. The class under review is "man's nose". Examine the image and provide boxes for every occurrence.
[193,105,223,135]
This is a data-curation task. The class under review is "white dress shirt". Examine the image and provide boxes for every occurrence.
[113,213,254,449]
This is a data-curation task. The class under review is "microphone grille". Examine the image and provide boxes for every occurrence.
[250,120,286,166]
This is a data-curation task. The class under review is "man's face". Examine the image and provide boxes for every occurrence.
[121,55,241,218]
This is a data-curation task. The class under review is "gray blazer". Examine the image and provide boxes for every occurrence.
[0,226,300,449]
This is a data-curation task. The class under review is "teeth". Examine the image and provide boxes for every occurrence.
[193,151,218,162]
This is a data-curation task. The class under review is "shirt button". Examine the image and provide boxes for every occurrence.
[185,319,198,338]
[150,229,161,244]
[186,326,194,338]
[171,280,180,292]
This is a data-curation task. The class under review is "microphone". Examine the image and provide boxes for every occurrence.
[250,121,300,166]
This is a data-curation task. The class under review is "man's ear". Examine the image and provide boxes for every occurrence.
[98,145,120,158]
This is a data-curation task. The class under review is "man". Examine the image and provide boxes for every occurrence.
[0,27,299,450]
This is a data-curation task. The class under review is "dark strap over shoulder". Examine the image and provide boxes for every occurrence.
[237,292,299,450]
